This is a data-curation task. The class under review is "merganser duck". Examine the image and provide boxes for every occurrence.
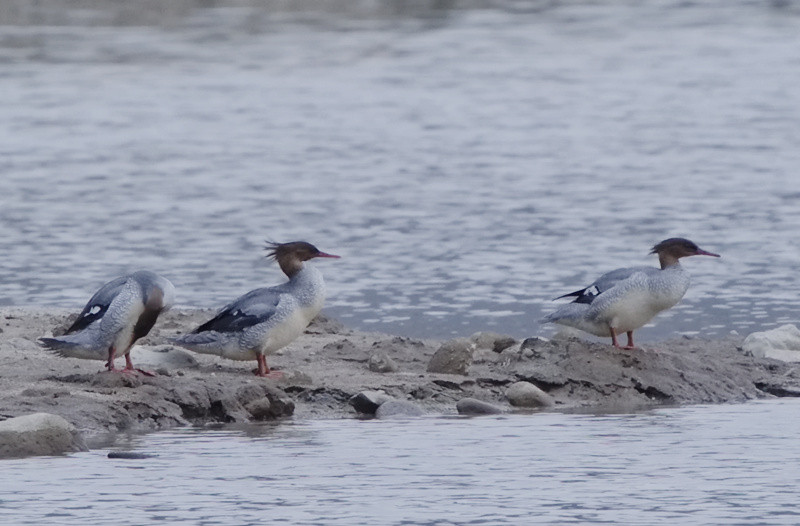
[39,271,176,374]
[543,238,720,349]
[174,241,339,377]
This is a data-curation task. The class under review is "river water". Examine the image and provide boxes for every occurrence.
[1,0,799,341]
[2,2,800,523]
[2,400,800,525]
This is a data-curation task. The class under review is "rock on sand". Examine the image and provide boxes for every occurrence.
[743,325,800,362]
[427,338,474,375]
[505,381,554,408]
[0,413,87,458]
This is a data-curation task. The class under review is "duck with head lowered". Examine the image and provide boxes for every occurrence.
[39,270,176,375]
[174,240,340,377]
[543,237,720,349]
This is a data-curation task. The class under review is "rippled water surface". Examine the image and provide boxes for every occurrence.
[2,400,800,525]
[1,1,800,341]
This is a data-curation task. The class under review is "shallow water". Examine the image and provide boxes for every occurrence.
[1,399,799,525]
[1,1,800,342]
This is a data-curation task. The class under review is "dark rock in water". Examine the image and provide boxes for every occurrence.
[0,413,87,458]
[349,390,393,415]
[427,338,474,375]
[368,351,399,373]
[505,381,554,408]
[456,398,504,415]
[375,400,425,419]
[107,451,156,460]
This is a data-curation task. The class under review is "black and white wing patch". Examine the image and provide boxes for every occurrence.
[193,288,281,334]
[554,284,601,304]
[553,266,652,305]
[65,276,128,334]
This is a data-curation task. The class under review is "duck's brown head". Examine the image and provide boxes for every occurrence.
[650,238,720,268]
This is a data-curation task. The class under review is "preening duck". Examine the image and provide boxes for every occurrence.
[39,271,175,374]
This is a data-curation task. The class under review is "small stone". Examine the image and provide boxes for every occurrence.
[519,337,554,359]
[471,332,517,353]
[349,390,393,415]
[375,400,425,419]
[505,381,554,408]
[456,398,504,416]
[107,451,156,459]
[427,338,474,375]
[368,351,399,373]
[492,337,517,353]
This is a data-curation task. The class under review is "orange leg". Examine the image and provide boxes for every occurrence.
[123,352,155,377]
[624,331,636,350]
[255,354,283,379]
[106,346,117,371]
[609,327,621,348]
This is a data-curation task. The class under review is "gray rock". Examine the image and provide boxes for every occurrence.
[0,413,87,458]
[245,398,274,420]
[349,390,393,415]
[743,325,800,362]
[456,398,504,416]
[505,381,554,408]
[427,338,474,375]
[368,351,399,373]
[375,400,425,419]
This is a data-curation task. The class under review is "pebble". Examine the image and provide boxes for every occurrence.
[368,351,399,373]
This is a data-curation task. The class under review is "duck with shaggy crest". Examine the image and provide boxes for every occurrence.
[174,241,340,377]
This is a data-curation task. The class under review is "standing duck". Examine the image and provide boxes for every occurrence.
[174,241,339,377]
[39,271,176,374]
[543,238,720,349]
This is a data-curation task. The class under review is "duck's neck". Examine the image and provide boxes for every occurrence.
[279,258,304,278]
[658,254,682,270]
[287,264,326,307]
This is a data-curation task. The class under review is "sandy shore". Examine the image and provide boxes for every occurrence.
[2,307,799,450]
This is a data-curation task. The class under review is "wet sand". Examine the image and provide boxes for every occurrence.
[1,307,799,449]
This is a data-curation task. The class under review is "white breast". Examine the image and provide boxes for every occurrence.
[591,267,690,333]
